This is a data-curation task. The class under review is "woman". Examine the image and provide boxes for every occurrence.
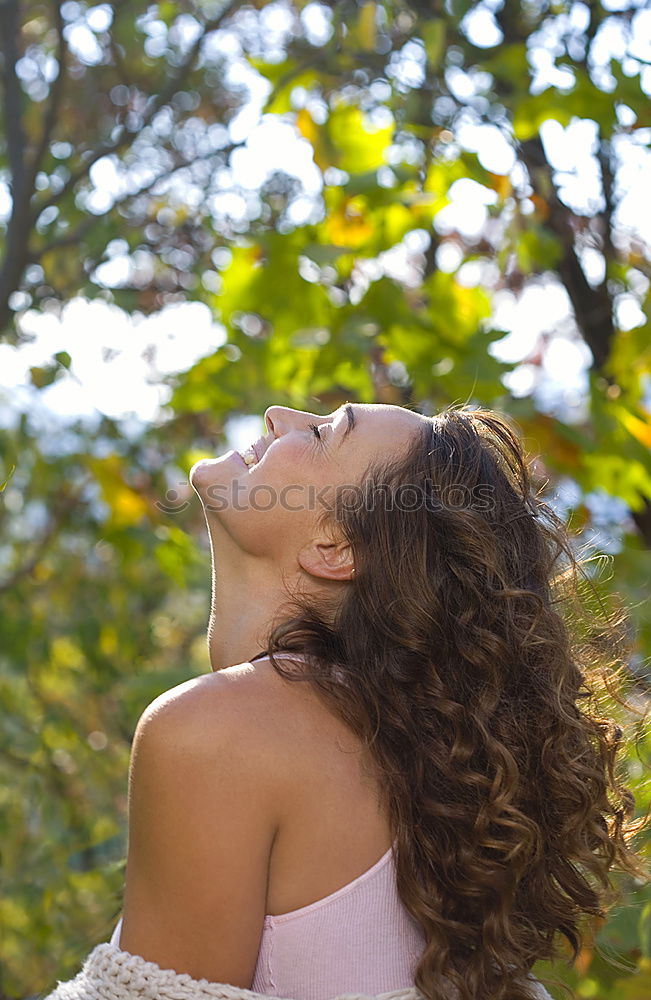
[103,401,644,1000]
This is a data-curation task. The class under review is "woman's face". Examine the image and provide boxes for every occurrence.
[190,403,428,571]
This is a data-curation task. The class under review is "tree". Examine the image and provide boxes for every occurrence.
[1,1,649,539]
[1,2,650,997]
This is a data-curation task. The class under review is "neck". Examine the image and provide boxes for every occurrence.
[205,532,296,672]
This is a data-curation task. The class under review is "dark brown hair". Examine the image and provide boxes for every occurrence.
[263,404,648,1000]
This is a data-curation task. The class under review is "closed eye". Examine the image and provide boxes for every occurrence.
[307,422,322,441]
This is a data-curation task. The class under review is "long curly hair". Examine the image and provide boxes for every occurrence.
[261,404,648,1000]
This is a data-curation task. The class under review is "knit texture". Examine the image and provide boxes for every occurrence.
[42,943,424,1000]
[42,941,554,1000]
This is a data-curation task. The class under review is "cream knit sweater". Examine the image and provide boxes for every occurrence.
[43,940,554,1000]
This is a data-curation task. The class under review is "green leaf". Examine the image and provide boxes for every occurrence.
[54,351,72,369]
[640,902,651,959]
[29,365,59,389]
[0,462,16,492]
[327,103,393,173]
[421,19,446,68]
[512,92,574,140]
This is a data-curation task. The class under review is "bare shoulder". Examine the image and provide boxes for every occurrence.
[120,660,294,982]
[133,657,306,768]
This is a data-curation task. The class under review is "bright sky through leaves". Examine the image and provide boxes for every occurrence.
[2,1,650,436]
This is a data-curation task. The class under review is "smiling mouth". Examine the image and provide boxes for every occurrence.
[238,430,274,468]
[240,446,259,467]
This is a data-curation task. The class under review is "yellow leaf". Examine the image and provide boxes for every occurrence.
[0,899,29,932]
[100,625,118,656]
[327,103,393,173]
[296,107,318,144]
[381,203,414,244]
[617,405,651,449]
[488,172,512,200]
[325,198,374,248]
[52,636,84,669]
[90,455,150,528]
[110,486,150,527]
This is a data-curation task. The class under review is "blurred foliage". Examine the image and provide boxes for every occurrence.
[1,1,650,999]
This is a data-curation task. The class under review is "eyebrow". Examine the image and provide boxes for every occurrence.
[338,403,356,446]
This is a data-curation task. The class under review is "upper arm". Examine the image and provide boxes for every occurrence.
[118,671,281,986]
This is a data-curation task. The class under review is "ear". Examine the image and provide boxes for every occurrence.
[298,535,355,582]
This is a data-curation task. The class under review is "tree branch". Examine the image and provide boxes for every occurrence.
[29,141,240,263]
[518,135,615,371]
[596,137,617,264]
[29,0,246,222]
[0,0,27,200]
[0,0,247,335]
[0,0,34,338]
[517,134,651,547]
[27,1,67,187]
[29,216,98,258]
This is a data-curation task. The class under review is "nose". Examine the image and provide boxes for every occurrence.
[264,405,313,438]
[264,405,284,438]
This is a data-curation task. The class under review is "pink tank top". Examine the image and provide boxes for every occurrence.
[251,842,426,999]
[108,845,425,998]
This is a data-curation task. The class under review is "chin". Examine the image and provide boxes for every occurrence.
[190,456,217,490]
[190,451,250,512]
[190,454,229,491]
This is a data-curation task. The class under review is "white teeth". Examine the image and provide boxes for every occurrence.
[242,447,257,466]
